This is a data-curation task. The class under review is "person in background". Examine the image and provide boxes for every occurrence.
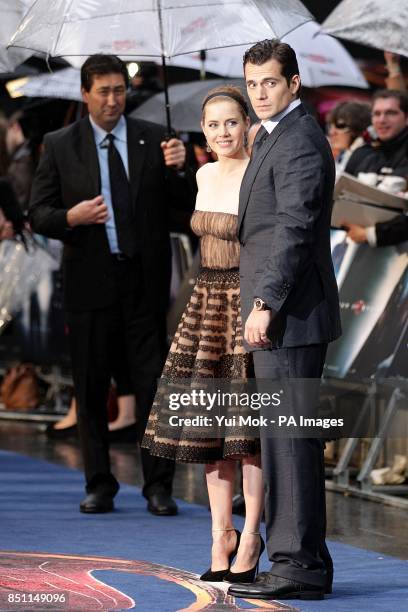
[0,177,25,241]
[47,393,137,440]
[47,351,137,440]
[345,90,408,178]
[327,101,371,175]
[6,111,35,211]
[384,51,406,92]
[343,214,408,247]
[29,54,193,516]
[341,90,408,247]
[0,117,9,177]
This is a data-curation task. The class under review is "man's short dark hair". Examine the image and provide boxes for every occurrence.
[243,39,299,87]
[372,89,408,115]
[81,54,129,92]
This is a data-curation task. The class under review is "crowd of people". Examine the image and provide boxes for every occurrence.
[0,39,407,602]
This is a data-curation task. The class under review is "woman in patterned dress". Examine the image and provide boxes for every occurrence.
[143,86,264,582]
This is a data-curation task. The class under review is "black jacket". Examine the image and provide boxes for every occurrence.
[345,127,408,178]
[29,116,193,312]
[376,214,408,247]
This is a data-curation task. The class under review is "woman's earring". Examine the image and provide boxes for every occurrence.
[244,133,248,148]
[206,141,212,153]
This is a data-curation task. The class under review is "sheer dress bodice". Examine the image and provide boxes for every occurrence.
[191,210,240,269]
[143,209,259,462]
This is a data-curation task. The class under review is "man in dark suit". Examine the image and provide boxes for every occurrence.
[228,40,341,601]
[29,55,192,515]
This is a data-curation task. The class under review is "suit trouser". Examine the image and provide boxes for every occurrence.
[252,343,331,588]
[67,256,175,498]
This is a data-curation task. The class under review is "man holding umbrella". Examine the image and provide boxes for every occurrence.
[29,54,192,516]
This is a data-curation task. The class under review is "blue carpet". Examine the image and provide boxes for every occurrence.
[0,450,407,611]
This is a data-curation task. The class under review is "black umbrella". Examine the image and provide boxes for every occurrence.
[131,78,257,133]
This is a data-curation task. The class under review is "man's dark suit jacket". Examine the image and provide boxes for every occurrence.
[238,104,342,349]
[29,116,191,313]
[376,214,408,247]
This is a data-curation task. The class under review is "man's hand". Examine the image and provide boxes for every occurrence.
[244,309,273,348]
[342,222,367,244]
[161,138,186,170]
[66,195,109,227]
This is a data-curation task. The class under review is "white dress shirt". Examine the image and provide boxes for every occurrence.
[262,98,302,134]
[89,115,129,254]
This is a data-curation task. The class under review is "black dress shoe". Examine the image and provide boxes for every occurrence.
[227,573,325,600]
[46,423,77,439]
[108,423,138,443]
[147,493,178,516]
[320,543,333,594]
[325,573,333,595]
[80,492,115,513]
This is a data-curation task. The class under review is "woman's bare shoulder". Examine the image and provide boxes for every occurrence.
[196,162,217,187]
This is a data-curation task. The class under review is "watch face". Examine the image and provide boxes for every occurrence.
[254,298,264,311]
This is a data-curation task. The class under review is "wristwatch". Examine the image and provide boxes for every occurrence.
[253,297,270,311]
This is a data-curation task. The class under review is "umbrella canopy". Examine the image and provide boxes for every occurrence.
[9,67,82,101]
[131,79,255,132]
[168,21,368,89]
[0,0,32,74]
[8,0,313,60]
[8,0,312,133]
[322,0,408,57]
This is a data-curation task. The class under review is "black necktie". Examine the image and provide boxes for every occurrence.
[106,133,138,258]
[251,125,269,158]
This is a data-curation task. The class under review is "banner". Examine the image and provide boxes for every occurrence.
[325,229,408,380]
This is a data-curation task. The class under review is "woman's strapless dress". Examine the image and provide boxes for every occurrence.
[142,210,260,462]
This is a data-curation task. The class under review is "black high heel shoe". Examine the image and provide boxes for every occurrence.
[223,532,265,584]
[200,528,241,582]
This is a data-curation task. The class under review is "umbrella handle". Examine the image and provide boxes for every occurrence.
[161,54,175,138]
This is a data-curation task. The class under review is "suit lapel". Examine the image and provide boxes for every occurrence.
[76,117,101,195]
[126,118,148,213]
[237,104,306,234]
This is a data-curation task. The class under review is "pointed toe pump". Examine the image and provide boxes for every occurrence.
[200,528,241,582]
[224,532,265,584]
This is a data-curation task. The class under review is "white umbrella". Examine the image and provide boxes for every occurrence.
[0,0,32,74]
[11,67,82,101]
[8,0,313,132]
[8,0,313,59]
[168,21,368,89]
[322,0,408,57]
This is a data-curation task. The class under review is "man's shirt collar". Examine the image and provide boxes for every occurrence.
[262,98,301,134]
[89,114,127,146]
